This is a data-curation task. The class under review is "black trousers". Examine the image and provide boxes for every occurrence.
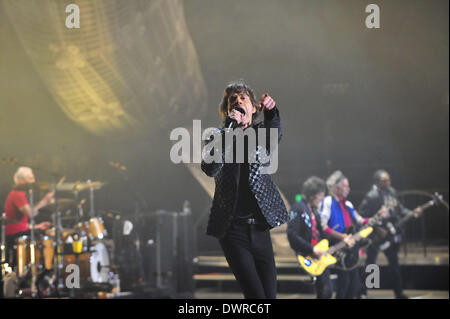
[361,242,403,297]
[335,267,361,299]
[219,223,277,299]
[316,268,333,299]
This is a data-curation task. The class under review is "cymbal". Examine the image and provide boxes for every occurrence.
[51,181,106,192]
[14,181,106,192]
[60,216,78,220]
[46,227,76,234]
[0,216,21,224]
[67,181,106,192]
[13,182,52,191]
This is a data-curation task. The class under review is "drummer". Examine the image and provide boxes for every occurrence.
[4,167,54,265]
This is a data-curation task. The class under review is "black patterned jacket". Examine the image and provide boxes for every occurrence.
[287,201,325,256]
[201,107,289,238]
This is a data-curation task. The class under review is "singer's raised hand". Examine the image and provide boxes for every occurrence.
[259,93,276,111]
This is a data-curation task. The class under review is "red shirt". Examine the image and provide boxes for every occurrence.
[339,198,353,228]
[310,213,319,245]
[5,190,29,235]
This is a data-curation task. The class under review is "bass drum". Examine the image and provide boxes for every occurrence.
[37,241,110,297]
[88,242,110,283]
[61,242,110,283]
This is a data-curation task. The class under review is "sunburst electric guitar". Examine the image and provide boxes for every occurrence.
[297,227,373,276]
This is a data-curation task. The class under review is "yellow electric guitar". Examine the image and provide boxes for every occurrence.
[297,227,373,276]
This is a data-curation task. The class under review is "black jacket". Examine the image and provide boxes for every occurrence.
[358,186,409,220]
[201,107,289,238]
[287,201,325,256]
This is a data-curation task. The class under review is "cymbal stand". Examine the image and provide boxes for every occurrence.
[1,213,6,265]
[28,188,38,297]
[73,189,78,214]
[1,212,11,278]
[88,179,95,218]
[52,187,65,296]
[73,189,80,224]
[71,233,83,298]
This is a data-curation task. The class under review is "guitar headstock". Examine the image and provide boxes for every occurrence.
[418,192,444,212]
[432,192,444,206]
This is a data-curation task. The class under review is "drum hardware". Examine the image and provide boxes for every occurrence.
[54,209,67,293]
[1,213,7,264]
[51,175,71,294]
[53,181,105,193]
[46,179,106,219]
[38,177,106,292]
[45,227,77,241]
[13,182,52,192]
[111,163,149,288]
[38,198,75,218]
[1,213,13,284]
[4,176,112,298]
[13,181,105,193]
[88,179,95,218]
[74,191,86,224]
[69,233,83,298]
[28,187,38,297]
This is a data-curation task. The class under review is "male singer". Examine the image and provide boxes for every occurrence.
[201,81,289,299]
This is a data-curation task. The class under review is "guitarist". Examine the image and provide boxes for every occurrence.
[358,170,422,299]
[319,170,383,299]
[287,176,332,299]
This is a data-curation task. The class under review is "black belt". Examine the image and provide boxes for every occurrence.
[234,218,260,225]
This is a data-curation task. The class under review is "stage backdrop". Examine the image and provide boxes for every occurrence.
[0,0,448,254]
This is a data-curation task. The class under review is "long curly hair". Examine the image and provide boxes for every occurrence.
[302,176,327,202]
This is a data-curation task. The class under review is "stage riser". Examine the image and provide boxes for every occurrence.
[195,265,449,293]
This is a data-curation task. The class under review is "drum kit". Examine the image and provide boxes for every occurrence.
[1,180,115,298]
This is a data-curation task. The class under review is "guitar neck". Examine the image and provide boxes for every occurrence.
[328,232,363,255]
[396,200,434,228]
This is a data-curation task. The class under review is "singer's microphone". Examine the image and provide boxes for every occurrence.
[226,116,239,129]
[225,107,245,129]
